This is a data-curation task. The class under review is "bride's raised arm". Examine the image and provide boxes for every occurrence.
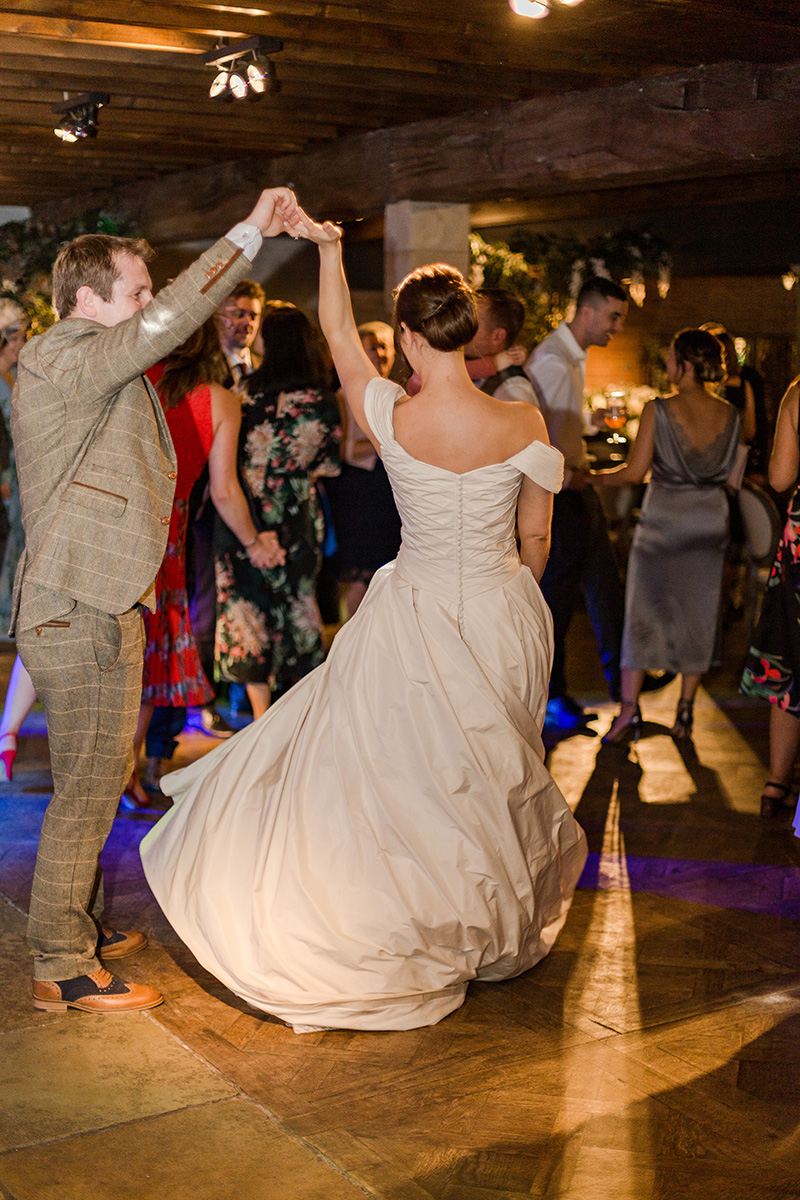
[285,207,381,449]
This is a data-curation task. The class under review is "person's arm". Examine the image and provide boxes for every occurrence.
[285,209,380,448]
[590,398,656,485]
[206,383,286,569]
[740,378,757,444]
[46,189,300,416]
[768,380,800,493]
[516,404,555,580]
[517,474,553,582]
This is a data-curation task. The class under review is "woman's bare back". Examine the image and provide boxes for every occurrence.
[391,383,548,475]
[664,391,734,454]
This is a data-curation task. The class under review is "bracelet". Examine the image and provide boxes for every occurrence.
[242,532,259,550]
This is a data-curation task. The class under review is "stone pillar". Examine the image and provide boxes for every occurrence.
[383,201,471,307]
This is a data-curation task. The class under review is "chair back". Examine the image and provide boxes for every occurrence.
[738,480,781,565]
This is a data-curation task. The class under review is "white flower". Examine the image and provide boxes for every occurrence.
[291,419,326,468]
[220,599,269,659]
[244,463,265,497]
[246,422,275,467]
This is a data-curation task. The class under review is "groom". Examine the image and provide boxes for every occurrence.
[11,187,296,1014]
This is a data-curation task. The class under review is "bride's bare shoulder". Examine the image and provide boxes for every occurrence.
[504,398,550,448]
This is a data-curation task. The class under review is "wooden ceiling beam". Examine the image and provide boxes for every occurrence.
[0,80,449,130]
[0,97,339,139]
[0,9,548,87]
[36,59,800,241]
[0,0,618,77]
[0,42,535,102]
[470,169,800,228]
[0,121,308,154]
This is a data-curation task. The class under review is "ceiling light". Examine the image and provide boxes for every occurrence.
[246,55,279,95]
[510,0,584,14]
[510,0,549,16]
[228,64,248,98]
[52,92,109,142]
[202,35,282,99]
[209,68,230,98]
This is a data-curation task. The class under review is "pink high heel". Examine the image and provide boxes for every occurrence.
[120,773,151,810]
[0,733,17,782]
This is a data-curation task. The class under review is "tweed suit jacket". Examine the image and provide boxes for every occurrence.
[10,236,252,634]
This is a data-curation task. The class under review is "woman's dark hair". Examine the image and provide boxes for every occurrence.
[157,315,229,409]
[393,264,478,359]
[672,328,725,385]
[248,302,327,394]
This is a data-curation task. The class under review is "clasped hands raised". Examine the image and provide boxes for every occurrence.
[244,188,342,246]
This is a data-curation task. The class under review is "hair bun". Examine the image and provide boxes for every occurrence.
[393,264,478,354]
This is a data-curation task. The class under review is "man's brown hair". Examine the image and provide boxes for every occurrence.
[52,233,155,320]
[227,279,266,307]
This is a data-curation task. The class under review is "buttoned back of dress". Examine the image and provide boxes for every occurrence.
[364,377,563,610]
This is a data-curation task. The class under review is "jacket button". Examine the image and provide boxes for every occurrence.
[168,471,177,480]
[162,516,170,525]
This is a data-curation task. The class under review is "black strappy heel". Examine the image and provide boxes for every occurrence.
[601,703,642,746]
[671,700,694,740]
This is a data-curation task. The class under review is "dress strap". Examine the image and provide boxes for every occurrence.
[508,440,564,493]
[363,377,405,449]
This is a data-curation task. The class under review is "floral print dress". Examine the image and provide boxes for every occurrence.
[215,383,340,691]
[741,485,800,713]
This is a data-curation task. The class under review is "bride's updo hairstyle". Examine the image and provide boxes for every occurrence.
[672,328,725,384]
[393,264,478,355]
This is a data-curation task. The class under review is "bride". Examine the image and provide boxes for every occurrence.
[141,207,588,1033]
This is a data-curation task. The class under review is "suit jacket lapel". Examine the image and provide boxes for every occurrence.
[143,373,177,468]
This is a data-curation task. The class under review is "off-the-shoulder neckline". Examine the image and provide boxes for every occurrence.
[369,376,557,478]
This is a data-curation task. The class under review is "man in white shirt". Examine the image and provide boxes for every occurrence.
[467,289,540,405]
[525,277,628,729]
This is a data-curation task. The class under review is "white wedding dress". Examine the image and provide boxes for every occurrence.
[141,377,588,1032]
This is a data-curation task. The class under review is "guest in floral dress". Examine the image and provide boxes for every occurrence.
[741,375,800,818]
[215,303,340,719]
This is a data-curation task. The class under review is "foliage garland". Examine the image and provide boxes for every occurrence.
[0,209,138,335]
[469,226,672,348]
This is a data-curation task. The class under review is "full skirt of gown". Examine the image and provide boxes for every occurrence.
[141,558,587,1031]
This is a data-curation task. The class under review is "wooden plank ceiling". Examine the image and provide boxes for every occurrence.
[1,0,799,208]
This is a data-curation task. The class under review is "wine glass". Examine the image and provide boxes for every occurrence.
[603,391,628,445]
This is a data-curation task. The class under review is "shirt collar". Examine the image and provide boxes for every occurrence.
[555,321,587,364]
[226,347,252,370]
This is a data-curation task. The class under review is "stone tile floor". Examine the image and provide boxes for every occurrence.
[1,619,799,1199]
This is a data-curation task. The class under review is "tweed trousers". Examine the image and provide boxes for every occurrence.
[17,602,144,981]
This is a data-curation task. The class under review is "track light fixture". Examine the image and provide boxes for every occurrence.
[202,36,282,100]
[52,92,109,142]
[509,0,584,16]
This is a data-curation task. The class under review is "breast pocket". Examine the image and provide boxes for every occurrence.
[67,468,129,519]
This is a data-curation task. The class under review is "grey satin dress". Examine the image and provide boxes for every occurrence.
[621,397,740,674]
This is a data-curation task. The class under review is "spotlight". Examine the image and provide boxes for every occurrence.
[209,68,230,98]
[246,56,279,95]
[510,0,549,15]
[228,63,249,98]
[52,92,109,142]
[509,0,584,14]
[202,35,283,100]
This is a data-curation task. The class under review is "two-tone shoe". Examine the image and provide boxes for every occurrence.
[98,926,149,960]
[32,968,162,1014]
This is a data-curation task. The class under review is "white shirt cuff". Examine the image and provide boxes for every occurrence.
[225,222,262,263]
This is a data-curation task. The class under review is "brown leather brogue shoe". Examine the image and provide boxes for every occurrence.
[98,926,149,960]
[32,968,163,1013]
